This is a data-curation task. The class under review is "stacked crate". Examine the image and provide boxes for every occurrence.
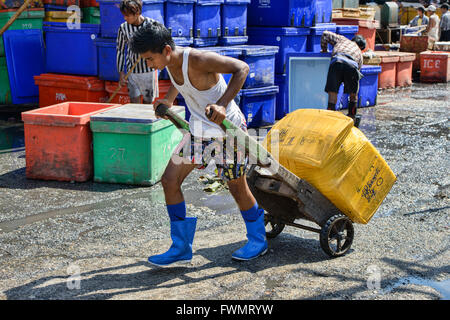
[1,5,45,104]
[247,0,337,119]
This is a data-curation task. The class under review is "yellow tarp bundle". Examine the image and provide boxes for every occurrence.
[263,109,396,224]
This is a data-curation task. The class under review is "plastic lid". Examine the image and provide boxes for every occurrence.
[236,45,279,57]
[240,85,279,97]
[196,0,224,4]
[248,26,311,36]
[34,74,105,91]
[361,65,381,74]
[43,21,100,32]
[223,0,251,3]
[197,46,224,54]
[91,104,185,123]
[310,24,337,35]
[336,25,359,33]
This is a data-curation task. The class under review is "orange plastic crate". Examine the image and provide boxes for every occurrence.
[105,81,140,105]
[375,52,400,89]
[396,52,415,87]
[34,74,109,108]
[420,51,450,83]
[22,102,120,182]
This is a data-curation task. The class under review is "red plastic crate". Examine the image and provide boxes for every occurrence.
[375,51,400,89]
[420,51,450,83]
[396,52,415,87]
[34,74,109,107]
[22,102,120,182]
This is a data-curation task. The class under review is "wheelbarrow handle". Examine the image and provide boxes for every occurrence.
[155,103,272,167]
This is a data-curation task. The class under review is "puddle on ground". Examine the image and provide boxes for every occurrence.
[381,277,450,300]
[0,121,24,151]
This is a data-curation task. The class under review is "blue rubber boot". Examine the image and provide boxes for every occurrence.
[232,213,268,261]
[148,217,197,267]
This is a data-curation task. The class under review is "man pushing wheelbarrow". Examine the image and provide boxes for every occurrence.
[130,20,268,266]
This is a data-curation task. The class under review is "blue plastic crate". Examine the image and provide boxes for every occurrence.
[275,73,288,120]
[3,29,44,104]
[336,25,359,40]
[314,0,332,24]
[220,0,249,45]
[235,45,279,89]
[97,0,165,38]
[193,0,223,47]
[248,26,310,74]
[286,52,331,111]
[307,23,336,52]
[173,36,194,46]
[43,22,100,76]
[239,85,278,128]
[336,65,381,110]
[94,37,119,81]
[248,0,315,27]
[165,0,195,38]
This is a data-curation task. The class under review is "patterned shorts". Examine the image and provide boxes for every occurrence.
[177,123,249,181]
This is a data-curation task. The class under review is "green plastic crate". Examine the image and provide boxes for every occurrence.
[90,104,185,186]
[82,7,100,24]
[0,57,11,104]
[0,9,45,30]
[0,9,44,56]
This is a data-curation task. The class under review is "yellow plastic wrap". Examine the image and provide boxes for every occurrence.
[263,109,396,224]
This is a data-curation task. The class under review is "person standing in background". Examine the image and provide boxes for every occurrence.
[409,6,429,27]
[116,0,159,104]
[321,31,365,128]
[439,4,450,41]
[425,5,441,49]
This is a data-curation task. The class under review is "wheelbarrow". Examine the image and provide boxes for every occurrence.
[155,104,354,257]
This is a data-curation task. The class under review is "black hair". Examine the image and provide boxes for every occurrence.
[441,4,449,10]
[352,35,366,51]
[417,6,425,13]
[129,20,176,54]
[120,0,142,16]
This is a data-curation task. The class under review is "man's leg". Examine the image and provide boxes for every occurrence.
[148,156,198,267]
[328,92,338,111]
[325,63,342,111]
[227,175,268,261]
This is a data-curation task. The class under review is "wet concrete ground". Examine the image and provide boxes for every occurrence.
[0,83,448,300]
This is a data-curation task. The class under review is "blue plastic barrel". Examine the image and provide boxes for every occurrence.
[165,0,195,39]
[248,26,310,74]
[97,0,165,38]
[248,0,315,28]
[336,65,382,110]
[193,0,223,47]
[235,45,279,89]
[43,22,100,76]
[95,37,119,81]
[307,23,337,52]
[219,0,250,45]
[239,85,278,128]
[336,25,359,40]
[3,29,44,104]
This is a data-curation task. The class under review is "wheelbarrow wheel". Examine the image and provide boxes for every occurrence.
[320,214,354,257]
[264,214,285,239]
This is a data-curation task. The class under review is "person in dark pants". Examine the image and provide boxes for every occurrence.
[440,4,450,41]
[321,31,366,128]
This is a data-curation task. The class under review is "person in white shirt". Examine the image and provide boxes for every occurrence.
[425,5,441,48]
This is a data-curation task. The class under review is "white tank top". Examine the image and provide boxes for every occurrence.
[166,48,245,138]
